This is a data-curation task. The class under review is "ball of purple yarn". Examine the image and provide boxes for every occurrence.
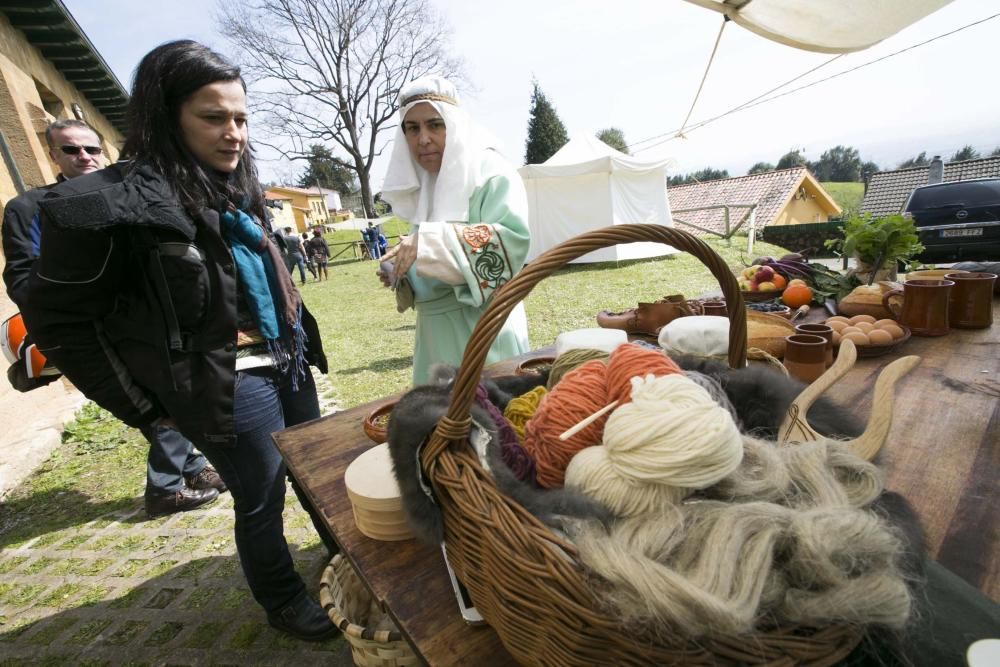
[475,384,538,485]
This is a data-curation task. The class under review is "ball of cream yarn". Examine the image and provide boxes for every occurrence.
[565,373,744,518]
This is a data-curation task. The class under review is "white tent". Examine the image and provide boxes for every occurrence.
[518,136,676,264]
[682,0,954,54]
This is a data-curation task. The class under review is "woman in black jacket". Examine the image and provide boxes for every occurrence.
[24,41,337,640]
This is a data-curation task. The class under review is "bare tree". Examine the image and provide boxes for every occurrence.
[219,0,462,217]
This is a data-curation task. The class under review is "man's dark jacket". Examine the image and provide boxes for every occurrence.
[22,163,327,447]
[2,180,60,306]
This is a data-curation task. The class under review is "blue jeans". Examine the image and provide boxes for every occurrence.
[366,241,381,259]
[140,425,205,494]
[285,253,307,284]
[196,366,333,612]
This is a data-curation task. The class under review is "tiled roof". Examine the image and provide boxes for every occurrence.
[668,167,823,236]
[861,157,1000,218]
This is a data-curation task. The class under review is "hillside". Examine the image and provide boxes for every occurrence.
[821,182,865,219]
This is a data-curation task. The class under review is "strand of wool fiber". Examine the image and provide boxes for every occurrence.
[503,385,547,442]
[547,348,608,389]
[524,344,685,489]
[564,373,744,518]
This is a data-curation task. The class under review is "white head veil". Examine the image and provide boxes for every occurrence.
[381,76,496,223]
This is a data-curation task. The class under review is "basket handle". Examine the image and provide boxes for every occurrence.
[424,224,747,462]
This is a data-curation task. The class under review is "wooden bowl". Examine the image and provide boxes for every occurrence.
[362,401,396,443]
[516,356,555,376]
[741,289,784,303]
[836,326,912,358]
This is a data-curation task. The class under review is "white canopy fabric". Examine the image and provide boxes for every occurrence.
[519,136,676,264]
[682,0,955,53]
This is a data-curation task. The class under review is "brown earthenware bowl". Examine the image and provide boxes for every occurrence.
[363,400,397,443]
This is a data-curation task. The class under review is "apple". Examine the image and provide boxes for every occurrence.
[742,266,758,280]
[757,281,776,291]
[788,278,807,287]
[755,266,775,282]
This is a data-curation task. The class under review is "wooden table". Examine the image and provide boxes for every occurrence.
[274,308,999,664]
[273,355,534,665]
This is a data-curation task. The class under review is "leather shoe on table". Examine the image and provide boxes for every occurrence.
[144,486,219,517]
[596,296,696,336]
[186,465,227,493]
[267,590,340,642]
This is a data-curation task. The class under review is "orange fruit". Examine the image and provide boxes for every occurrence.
[781,283,813,308]
[771,273,787,290]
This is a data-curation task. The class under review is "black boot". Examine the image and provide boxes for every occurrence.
[267,590,340,642]
[144,486,219,517]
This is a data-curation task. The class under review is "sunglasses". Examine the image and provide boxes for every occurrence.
[59,145,103,156]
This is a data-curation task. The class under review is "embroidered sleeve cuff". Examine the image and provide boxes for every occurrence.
[415,222,466,284]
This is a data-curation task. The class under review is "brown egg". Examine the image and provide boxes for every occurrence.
[849,314,877,325]
[842,331,870,346]
[874,319,898,329]
[828,320,848,333]
[881,324,905,340]
[868,329,893,346]
[827,316,851,325]
[854,322,875,333]
[841,326,863,336]
[831,331,842,345]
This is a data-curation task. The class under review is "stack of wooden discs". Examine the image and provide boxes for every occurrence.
[344,443,413,541]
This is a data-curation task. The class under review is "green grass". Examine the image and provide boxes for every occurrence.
[821,182,865,219]
[302,235,789,407]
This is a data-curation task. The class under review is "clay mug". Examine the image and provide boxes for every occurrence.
[795,323,834,367]
[702,301,728,317]
[882,279,955,336]
[944,272,996,329]
[783,334,828,383]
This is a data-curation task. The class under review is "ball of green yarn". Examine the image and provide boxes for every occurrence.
[547,348,609,389]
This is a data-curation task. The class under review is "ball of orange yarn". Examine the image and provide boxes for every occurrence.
[523,360,609,488]
[606,343,683,402]
[523,344,684,488]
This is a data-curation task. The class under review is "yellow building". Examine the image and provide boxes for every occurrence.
[264,186,332,233]
[0,1,126,207]
[264,193,296,232]
[668,167,842,237]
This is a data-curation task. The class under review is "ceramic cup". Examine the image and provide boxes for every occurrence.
[882,279,955,336]
[783,334,828,383]
[795,323,834,367]
[702,301,728,317]
[944,272,996,329]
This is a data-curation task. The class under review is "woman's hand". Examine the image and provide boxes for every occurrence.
[389,234,418,286]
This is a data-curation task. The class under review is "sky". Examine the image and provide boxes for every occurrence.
[64,0,1000,187]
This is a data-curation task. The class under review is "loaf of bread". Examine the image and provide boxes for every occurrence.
[838,282,899,319]
[746,310,795,358]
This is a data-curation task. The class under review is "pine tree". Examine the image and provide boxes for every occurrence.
[524,82,569,165]
[297,144,357,194]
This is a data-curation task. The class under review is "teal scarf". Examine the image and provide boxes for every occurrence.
[220,208,309,388]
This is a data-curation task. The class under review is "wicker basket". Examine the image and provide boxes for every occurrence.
[320,555,419,667]
[419,225,862,665]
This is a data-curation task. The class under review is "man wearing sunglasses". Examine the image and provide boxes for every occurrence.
[2,119,225,517]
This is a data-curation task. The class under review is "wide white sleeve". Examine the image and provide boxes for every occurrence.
[415,222,466,284]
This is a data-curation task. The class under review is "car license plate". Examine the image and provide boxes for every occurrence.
[940,228,983,238]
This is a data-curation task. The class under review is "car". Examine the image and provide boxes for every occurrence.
[902,178,1000,263]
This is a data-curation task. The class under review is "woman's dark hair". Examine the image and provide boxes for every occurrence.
[122,40,265,220]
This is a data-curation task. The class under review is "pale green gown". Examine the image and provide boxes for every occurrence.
[406,157,531,385]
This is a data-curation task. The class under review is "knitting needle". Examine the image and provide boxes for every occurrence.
[559,401,619,441]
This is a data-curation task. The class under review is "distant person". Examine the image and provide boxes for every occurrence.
[301,231,317,279]
[1,119,224,517]
[306,228,330,281]
[378,229,388,257]
[22,40,337,640]
[378,76,530,385]
[364,221,382,259]
[281,226,308,285]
